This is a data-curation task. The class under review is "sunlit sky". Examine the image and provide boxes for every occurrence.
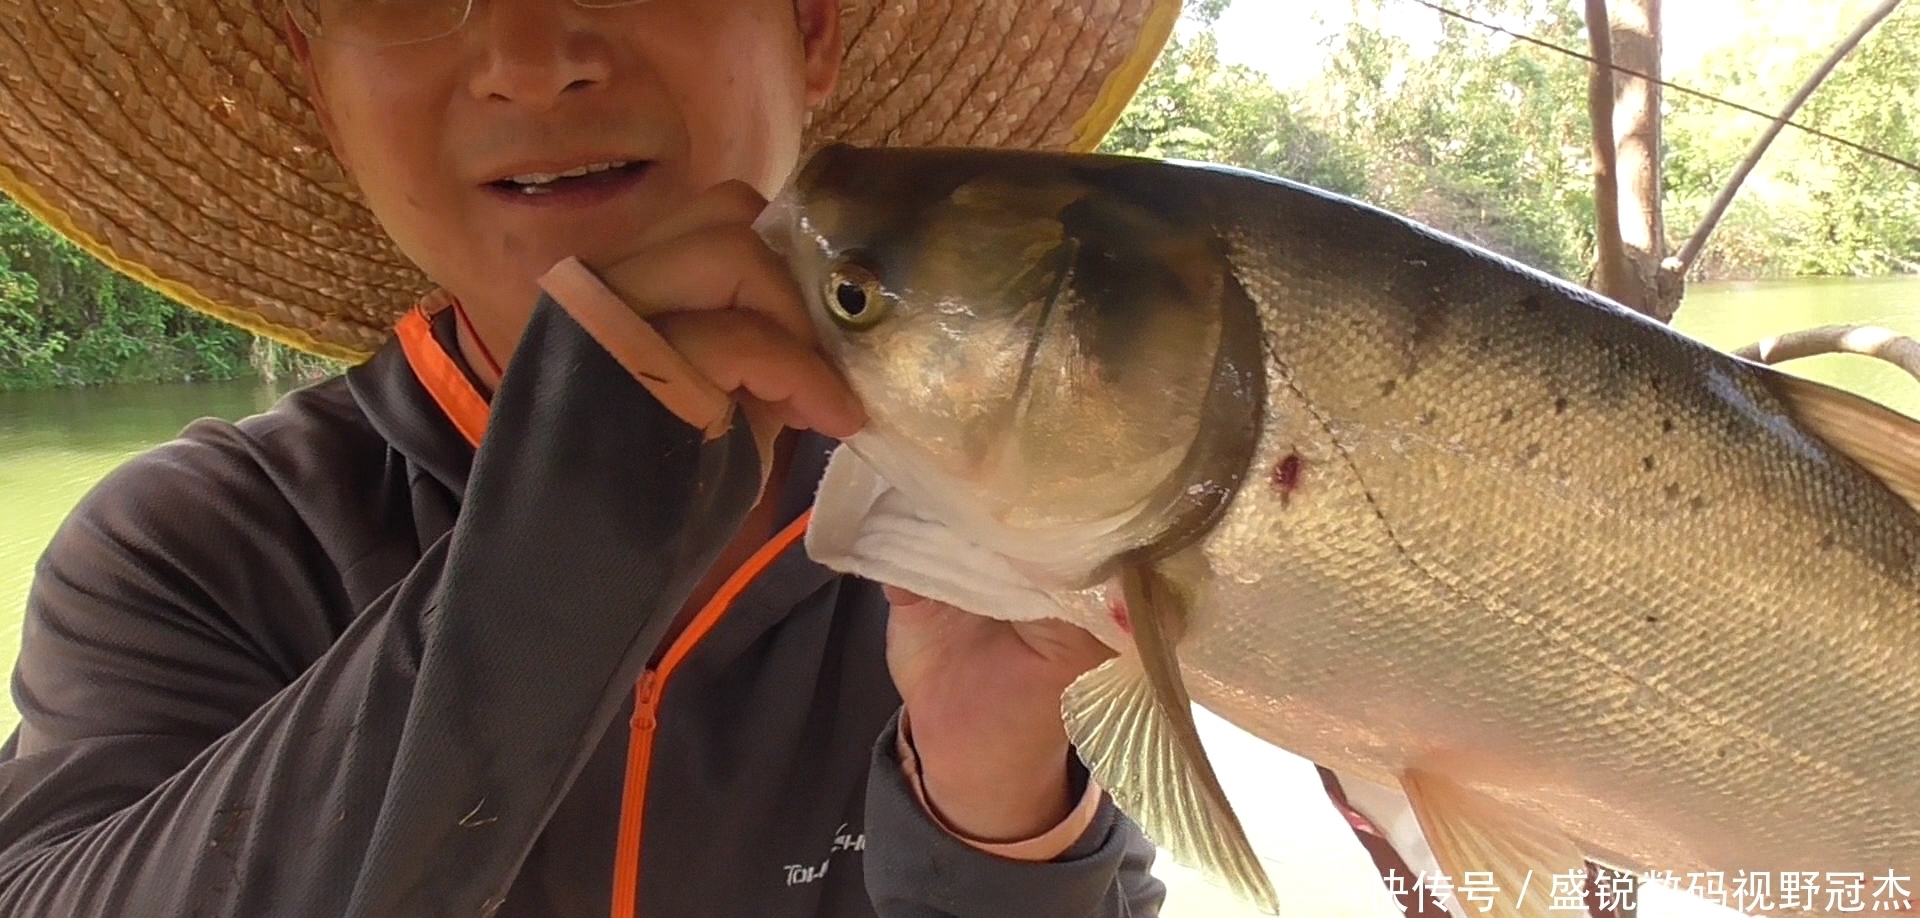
[1207,0,1887,89]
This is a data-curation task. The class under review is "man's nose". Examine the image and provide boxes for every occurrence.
[465,0,614,107]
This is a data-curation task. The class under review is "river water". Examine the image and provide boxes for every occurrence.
[2,274,1918,916]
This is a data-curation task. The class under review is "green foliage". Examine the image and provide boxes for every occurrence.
[1185,0,1232,26]
[1105,0,1600,278]
[1317,0,1598,275]
[1105,0,1920,283]
[1798,11,1920,274]
[0,194,321,390]
[1103,30,1372,198]
[1663,4,1920,278]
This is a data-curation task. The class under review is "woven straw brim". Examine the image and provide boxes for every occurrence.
[0,0,1179,359]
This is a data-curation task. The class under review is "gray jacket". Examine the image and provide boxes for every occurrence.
[0,297,1165,917]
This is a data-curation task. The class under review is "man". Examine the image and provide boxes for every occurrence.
[0,0,1178,915]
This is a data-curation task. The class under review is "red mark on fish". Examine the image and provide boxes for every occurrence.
[1273,452,1304,506]
[1108,595,1133,636]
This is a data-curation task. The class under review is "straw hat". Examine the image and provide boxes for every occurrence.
[0,1,1180,359]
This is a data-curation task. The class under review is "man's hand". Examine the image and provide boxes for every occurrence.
[588,181,866,454]
[883,585,1115,842]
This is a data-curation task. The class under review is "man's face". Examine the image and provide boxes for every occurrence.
[292,0,840,330]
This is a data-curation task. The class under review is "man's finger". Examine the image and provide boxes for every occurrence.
[649,310,865,439]
[594,224,816,345]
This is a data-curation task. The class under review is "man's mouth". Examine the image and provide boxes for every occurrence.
[486,160,650,196]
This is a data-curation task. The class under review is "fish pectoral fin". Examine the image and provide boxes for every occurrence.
[1061,563,1279,914]
[1400,769,1587,918]
[1063,654,1279,915]
[1770,370,1920,513]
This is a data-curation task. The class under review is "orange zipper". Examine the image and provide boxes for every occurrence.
[607,511,813,918]
[609,671,659,918]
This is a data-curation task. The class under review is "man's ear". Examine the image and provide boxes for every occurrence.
[283,12,353,179]
[795,0,842,107]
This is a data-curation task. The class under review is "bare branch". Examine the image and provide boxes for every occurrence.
[1672,0,1907,275]
[1735,325,1920,383]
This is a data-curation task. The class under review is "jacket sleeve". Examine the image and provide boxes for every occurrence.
[864,712,1168,918]
[0,297,766,917]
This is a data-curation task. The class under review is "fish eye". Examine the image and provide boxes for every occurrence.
[825,258,890,329]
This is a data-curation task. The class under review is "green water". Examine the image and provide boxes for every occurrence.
[0,380,288,731]
[1,275,1918,744]
[1672,274,1920,419]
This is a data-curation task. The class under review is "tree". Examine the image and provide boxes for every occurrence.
[1310,0,1599,277]
[1586,0,1676,319]
[0,195,252,388]
[1101,20,1371,199]
[1587,0,1911,318]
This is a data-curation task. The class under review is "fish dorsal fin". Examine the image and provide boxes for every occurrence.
[1062,561,1280,914]
[1400,769,1587,918]
[1768,371,1920,514]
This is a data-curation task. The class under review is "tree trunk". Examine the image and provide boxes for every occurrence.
[1588,0,1678,321]
[1610,0,1677,321]
[1585,0,1629,304]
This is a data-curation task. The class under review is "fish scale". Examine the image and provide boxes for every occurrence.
[764,144,1920,915]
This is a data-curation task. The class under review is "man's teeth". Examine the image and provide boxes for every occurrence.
[503,161,631,191]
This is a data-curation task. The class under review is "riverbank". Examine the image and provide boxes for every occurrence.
[0,336,343,393]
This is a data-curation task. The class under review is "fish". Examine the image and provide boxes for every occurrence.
[754,143,1920,916]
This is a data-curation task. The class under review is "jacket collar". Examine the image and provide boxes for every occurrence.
[345,307,479,499]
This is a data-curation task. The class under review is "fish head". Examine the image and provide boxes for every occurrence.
[759,145,1262,582]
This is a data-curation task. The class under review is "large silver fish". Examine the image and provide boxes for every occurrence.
[756,144,1920,916]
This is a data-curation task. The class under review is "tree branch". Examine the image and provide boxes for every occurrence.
[1735,325,1920,383]
[1672,0,1907,275]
